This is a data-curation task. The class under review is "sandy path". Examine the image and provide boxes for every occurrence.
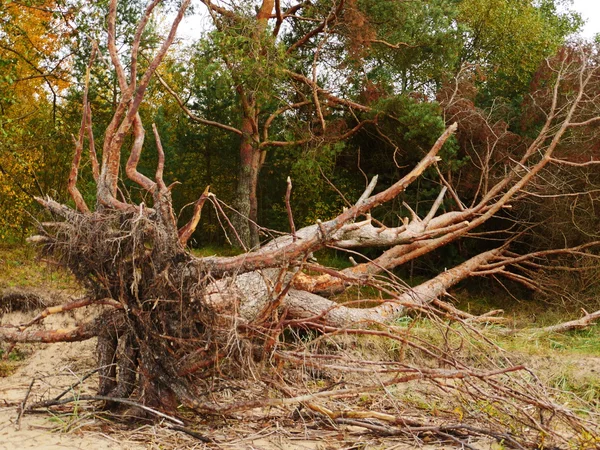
[0,408,143,450]
[0,305,145,450]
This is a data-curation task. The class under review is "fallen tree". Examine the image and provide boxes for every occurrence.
[2,1,600,447]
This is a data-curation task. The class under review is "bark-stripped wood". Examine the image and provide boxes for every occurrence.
[0,317,103,343]
[8,7,600,444]
[537,309,600,333]
[178,186,211,246]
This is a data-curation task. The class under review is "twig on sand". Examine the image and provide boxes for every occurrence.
[27,395,184,426]
[16,377,36,430]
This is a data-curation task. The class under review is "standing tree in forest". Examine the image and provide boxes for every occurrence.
[2,1,600,447]
[158,0,578,248]
[0,0,75,237]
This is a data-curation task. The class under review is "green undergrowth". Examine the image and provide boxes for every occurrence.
[0,347,27,377]
[383,293,600,415]
[312,248,355,269]
[0,243,77,291]
[190,244,243,258]
[452,284,600,357]
[493,324,600,357]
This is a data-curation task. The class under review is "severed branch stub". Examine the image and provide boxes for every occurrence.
[285,176,296,241]
[179,185,210,246]
[536,309,600,334]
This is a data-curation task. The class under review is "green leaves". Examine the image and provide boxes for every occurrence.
[359,0,462,92]
[458,0,581,99]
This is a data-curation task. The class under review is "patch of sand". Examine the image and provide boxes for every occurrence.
[0,338,145,450]
[0,408,142,450]
[0,303,145,449]
[0,292,521,449]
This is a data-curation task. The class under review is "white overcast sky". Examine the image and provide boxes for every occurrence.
[571,0,600,38]
[176,1,600,41]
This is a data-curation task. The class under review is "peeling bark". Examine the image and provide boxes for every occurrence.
[204,248,502,327]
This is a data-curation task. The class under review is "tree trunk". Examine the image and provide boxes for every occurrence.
[233,115,261,249]
[229,0,274,249]
[203,248,501,327]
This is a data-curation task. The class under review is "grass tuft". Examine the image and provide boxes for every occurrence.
[0,244,77,291]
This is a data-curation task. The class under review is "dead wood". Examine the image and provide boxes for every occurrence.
[27,394,185,425]
[2,6,599,448]
[18,297,121,330]
[1,289,48,314]
[0,314,105,343]
[529,309,600,334]
[547,310,600,332]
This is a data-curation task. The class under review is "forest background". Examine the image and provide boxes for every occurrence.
[2,0,599,296]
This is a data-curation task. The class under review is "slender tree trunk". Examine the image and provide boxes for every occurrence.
[233,114,261,248]
[229,0,274,249]
[205,129,214,244]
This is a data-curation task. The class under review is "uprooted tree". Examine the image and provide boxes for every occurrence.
[2,1,600,447]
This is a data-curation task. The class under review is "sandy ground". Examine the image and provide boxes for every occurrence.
[0,340,471,449]
[0,294,499,449]
[0,301,146,450]
[0,410,142,450]
[0,340,146,450]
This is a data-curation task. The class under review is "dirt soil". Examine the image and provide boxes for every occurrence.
[1,289,484,449]
[0,293,144,449]
[0,305,498,449]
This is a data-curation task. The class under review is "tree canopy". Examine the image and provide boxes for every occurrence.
[0,0,584,243]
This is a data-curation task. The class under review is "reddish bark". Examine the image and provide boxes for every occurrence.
[0,317,103,343]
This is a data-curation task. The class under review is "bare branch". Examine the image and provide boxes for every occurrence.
[156,71,243,136]
[200,123,457,276]
[68,59,95,214]
[107,0,127,92]
[18,297,121,330]
[422,187,447,226]
[287,70,371,112]
[100,0,191,204]
[356,175,378,206]
[566,116,600,128]
[262,100,311,143]
[125,114,155,192]
[178,186,211,246]
[286,177,296,241]
[481,241,600,271]
[152,123,166,191]
[130,0,162,92]
[537,309,600,333]
[68,130,90,213]
[86,102,99,182]
[199,0,238,21]
[0,317,102,343]
[549,157,600,167]
[273,0,283,36]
